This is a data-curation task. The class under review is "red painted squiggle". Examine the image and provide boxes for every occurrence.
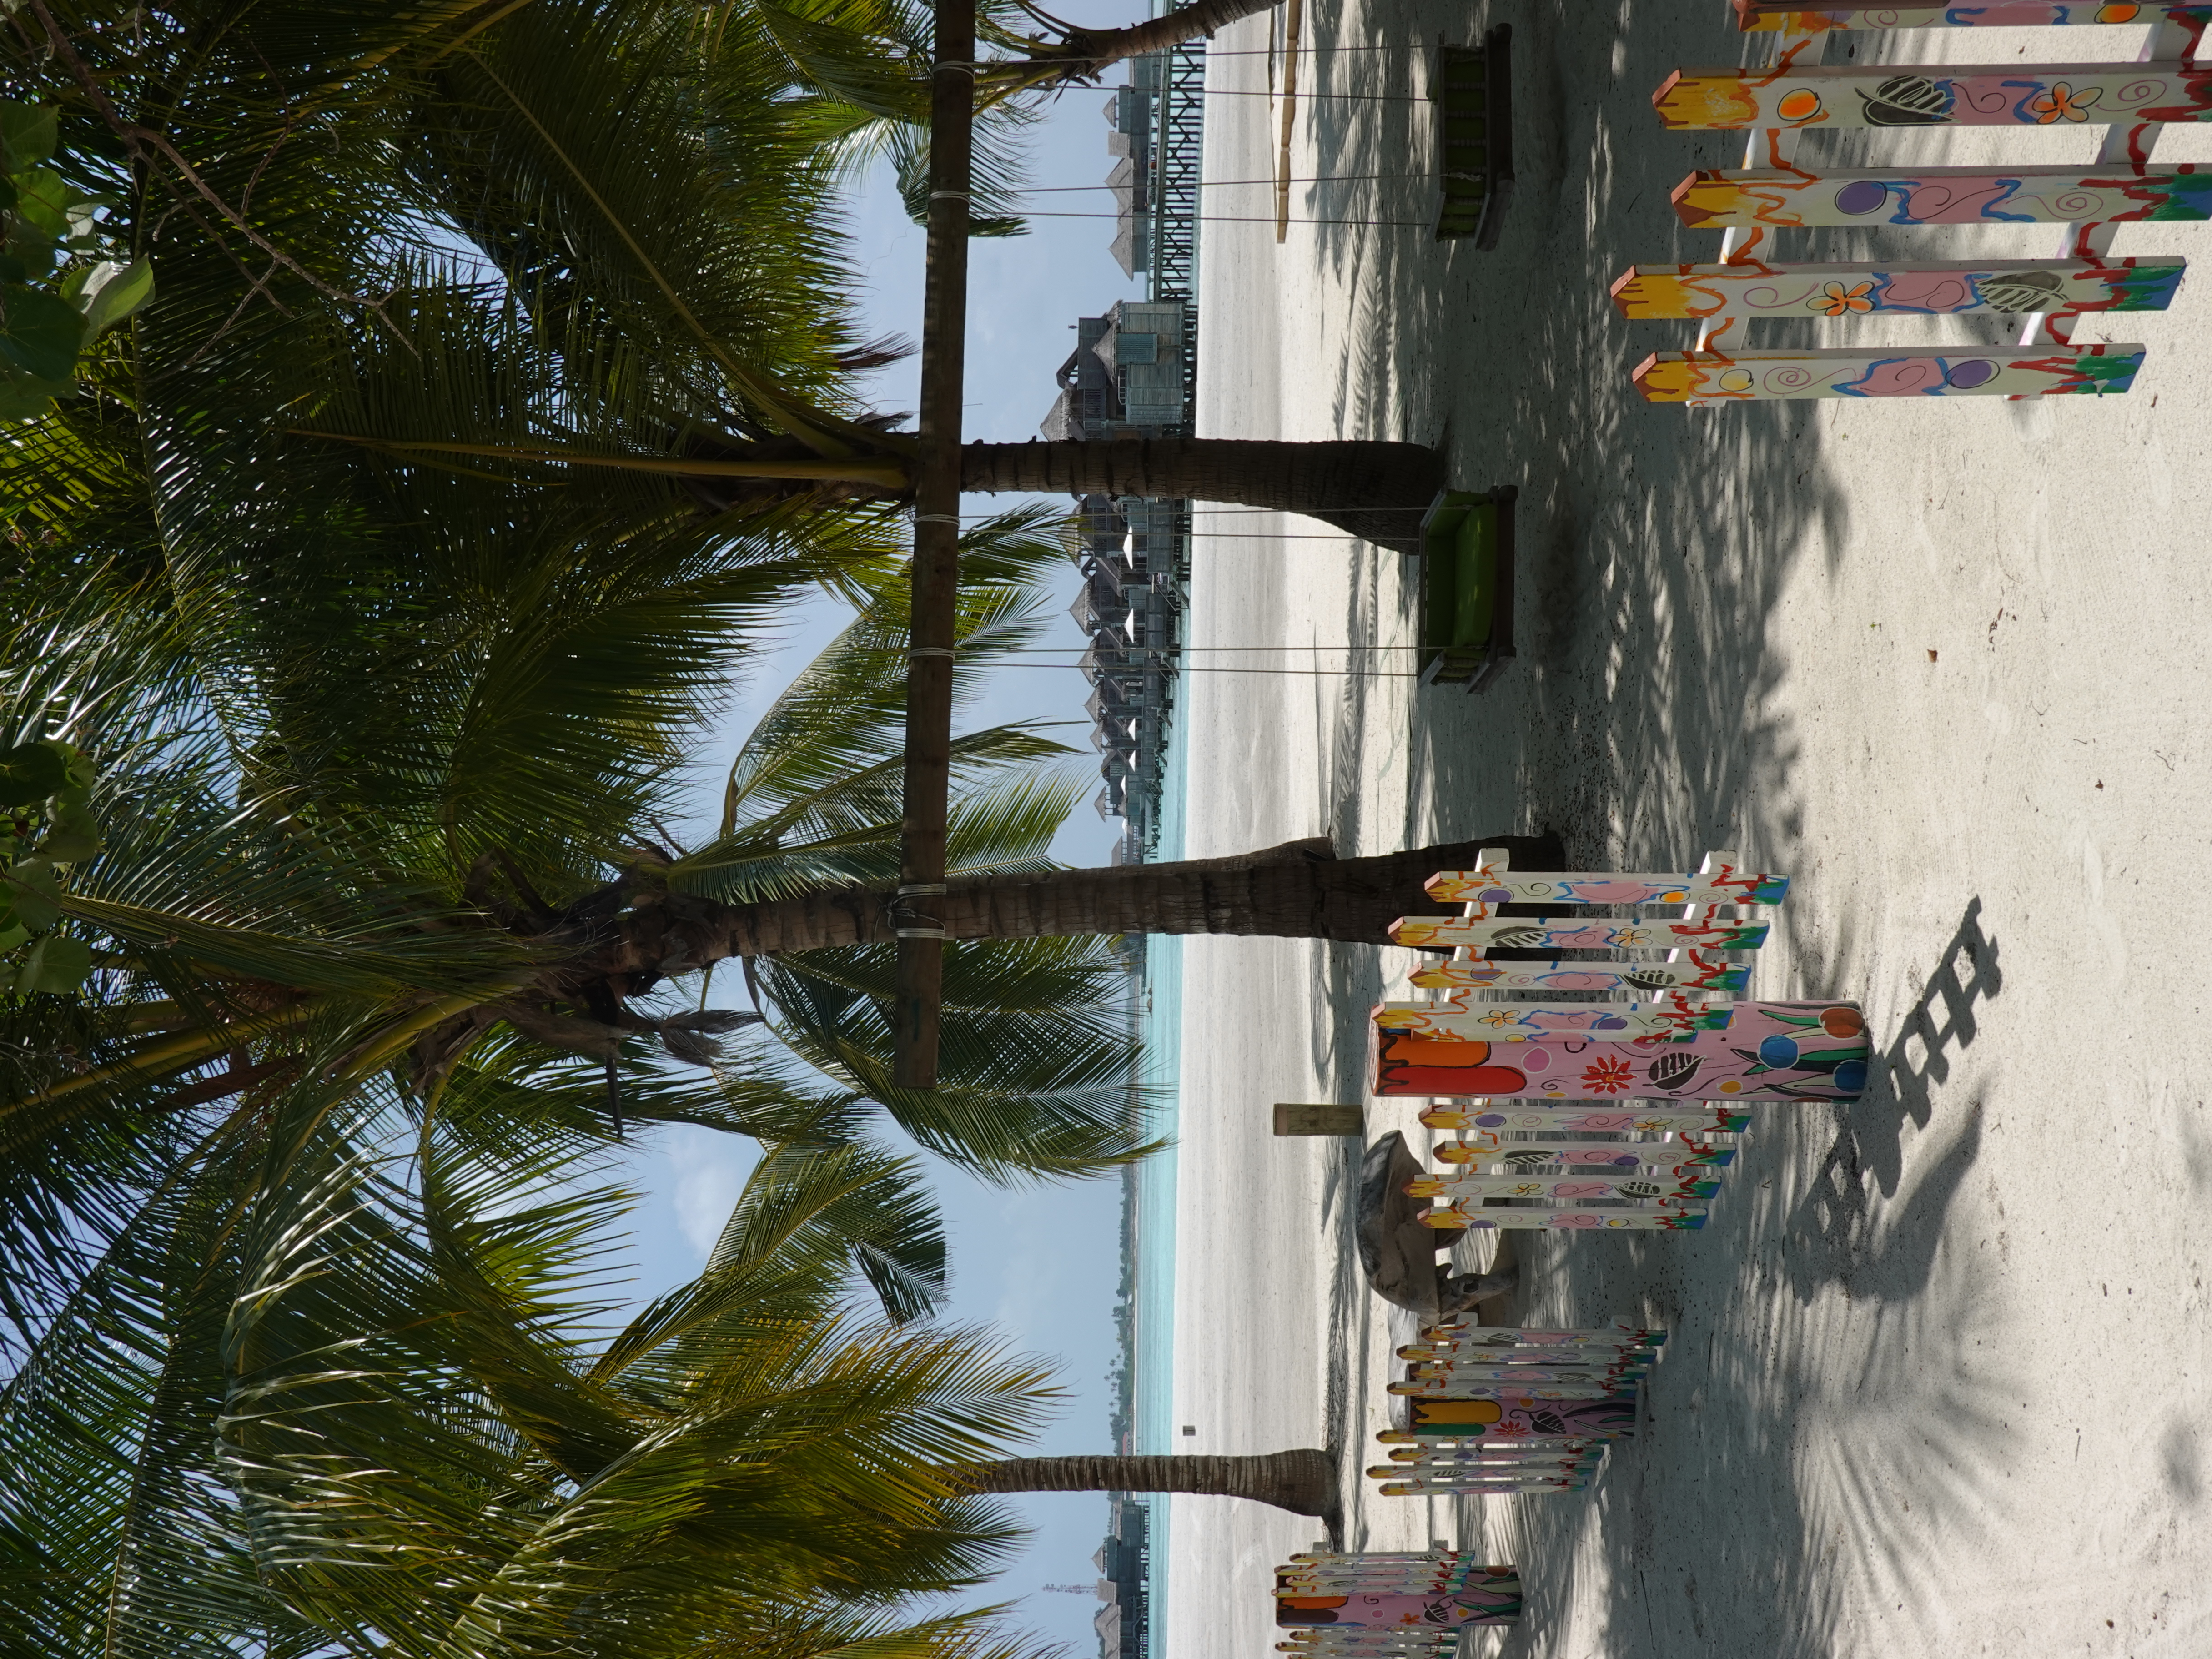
[1722,226,1770,267]
[1762,127,1820,178]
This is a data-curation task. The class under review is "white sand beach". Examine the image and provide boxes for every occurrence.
[1156,5,2212,1656]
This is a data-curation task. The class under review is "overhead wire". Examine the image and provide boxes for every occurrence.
[913,48,1446,684]
[1015,210,1434,225]
[1013,174,1430,191]
[991,662,1423,676]
[954,506,1433,517]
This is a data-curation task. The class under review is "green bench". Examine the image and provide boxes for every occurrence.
[1414,485,1517,693]
[1435,25,1514,248]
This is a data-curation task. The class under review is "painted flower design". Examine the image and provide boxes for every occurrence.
[1611,926,1653,947]
[1581,1055,1635,1094]
[2031,81,2102,123]
[1478,1009,1518,1029]
[1812,280,1875,316]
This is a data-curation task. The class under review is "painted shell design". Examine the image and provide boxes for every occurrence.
[1617,1180,1664,1199]
[1486,926,1549,948]
[1622,969,1677,990]
[1858,75,1952,126]
[1646,1051,1704,1092]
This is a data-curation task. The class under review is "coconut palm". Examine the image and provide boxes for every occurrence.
[1,495,1553,1154]
[0,1062,1068,1657]
[159,0,1449,550]
[962,1449,1339,1519]
[3,0,1554,1199]
[0,486,1153,1138]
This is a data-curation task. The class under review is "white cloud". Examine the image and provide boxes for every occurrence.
[667,1126,756,1265]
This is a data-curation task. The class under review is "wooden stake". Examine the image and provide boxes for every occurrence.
[893,0,975,1089]
[1274,1102,1365,1136]
[1276,0,1302,242]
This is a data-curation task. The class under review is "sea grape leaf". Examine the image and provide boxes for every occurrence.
[0,283,87,381]
[3,862,62,930]
[8,166,71,253]
[10,931,92,994]
[0,102,58,172]
[0,369,75,420]
[71,258,152,338]
[38,799,100,862]
[0,740,72,804]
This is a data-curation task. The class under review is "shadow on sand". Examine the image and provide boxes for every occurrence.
[1259,3,2028,1644]
[1462,898,2010,1658]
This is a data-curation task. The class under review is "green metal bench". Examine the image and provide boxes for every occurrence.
[1435,25,1513,248]
[1415,485,1516,693]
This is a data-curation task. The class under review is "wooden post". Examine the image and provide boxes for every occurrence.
[1423,850,1789,905]
[1388,913,1770,950]
[893,0,976,1090]
[1669,164,2212,229]
[2021,9,2203,349]
[1609,258,2187,322]
[1274,0,1301,242]
[1652,61,2212,131]
[1737,0,2212,27]
[1273,1102,1365,1136]
[1631,342,2145,402]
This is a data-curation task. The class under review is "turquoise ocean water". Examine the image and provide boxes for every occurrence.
[1134,706,1186,1641]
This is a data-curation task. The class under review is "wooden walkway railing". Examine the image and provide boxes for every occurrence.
[1619,4,2207,402]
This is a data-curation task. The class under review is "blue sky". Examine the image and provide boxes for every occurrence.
[610,24,1156,1653]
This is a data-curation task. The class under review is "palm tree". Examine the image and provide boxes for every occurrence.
[0,492,1156,1126]
[3,0,1532,1236]
[1,515,1554,1136]
[141,0,1448,549]
[962,1449,1339,1520]
[1,1067,1071,1655]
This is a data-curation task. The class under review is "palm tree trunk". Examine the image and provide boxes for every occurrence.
[958,1449,1336,1517]
[1056,0,1283,78]
[494,437,1440,551]
[960,438,1444,552]
[598,832,1563,976]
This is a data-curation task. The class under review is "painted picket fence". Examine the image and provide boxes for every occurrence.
[1367,1322,1664,1496]
[1376,847,1863,1231]
[1275,1550,1523,1648]
[1619,5,2207,402]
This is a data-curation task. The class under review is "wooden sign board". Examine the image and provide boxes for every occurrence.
[1274,1102,1366,1136]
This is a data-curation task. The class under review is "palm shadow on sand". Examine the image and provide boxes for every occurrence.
[1273,2,2024,1645]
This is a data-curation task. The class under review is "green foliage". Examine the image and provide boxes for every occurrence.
[0,738,98,994]
[0,8,1153,1646]
[0,99,150,420]
[0,1077,1060,1657]
[673,506,1158,1181]
[741,0,1039,236]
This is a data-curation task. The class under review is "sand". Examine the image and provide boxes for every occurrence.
[1155,5,2212,1657]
